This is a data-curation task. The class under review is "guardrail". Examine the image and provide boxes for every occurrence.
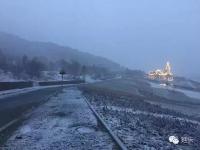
[38,80,85,86]
[0,80,85,91]
[0,82,33,91]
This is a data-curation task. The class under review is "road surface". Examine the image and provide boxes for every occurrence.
[2,88,117,150]
[0,86,64,144]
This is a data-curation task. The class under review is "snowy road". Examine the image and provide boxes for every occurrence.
[2,88,116,150]
[0,86,63,131]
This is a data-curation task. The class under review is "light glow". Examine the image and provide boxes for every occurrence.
[148,61,173,81]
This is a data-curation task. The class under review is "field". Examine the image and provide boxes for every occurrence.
[79,78,200,149]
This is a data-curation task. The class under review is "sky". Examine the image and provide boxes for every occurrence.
[0,0,199,78]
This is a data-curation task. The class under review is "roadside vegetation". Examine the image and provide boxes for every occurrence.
[0,49,114,81]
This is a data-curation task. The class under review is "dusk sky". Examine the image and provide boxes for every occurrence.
[0,0,199,78]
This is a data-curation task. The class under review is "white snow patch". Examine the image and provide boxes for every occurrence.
[77,127,94,134]
[150,82,200,100]
[20,125,32,134]
[85,75,101,83]
[41,71,74,81]
[0,70,20,82]
[0,84,74,99]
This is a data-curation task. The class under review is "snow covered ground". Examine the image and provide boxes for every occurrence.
[2,88,116,150]
[82,87,200,150]
[0,70,20,82]
[41,71,76,81]
[150,82,200,100]
[102,106,200,125]
[84,75,102,83]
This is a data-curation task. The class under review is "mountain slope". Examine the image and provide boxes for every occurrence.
[0,32,122,71]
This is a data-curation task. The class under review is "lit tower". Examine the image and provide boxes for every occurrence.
[164,61,173,81]
[164,61,172,75]
[148,61,173,81]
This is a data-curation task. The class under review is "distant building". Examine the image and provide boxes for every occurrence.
[148,61,173,81]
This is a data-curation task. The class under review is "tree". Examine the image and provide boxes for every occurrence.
[69,61,81,78]
[59,69,66,81]
[0,49,8,70]
[22,55,28,67]
[81,65,87,80]
[26,57,45,78]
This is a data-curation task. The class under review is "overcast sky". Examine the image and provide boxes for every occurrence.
[0,0,199,77]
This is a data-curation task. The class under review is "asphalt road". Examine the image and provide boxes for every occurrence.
[4,88,118,150]
[0,86,64,130]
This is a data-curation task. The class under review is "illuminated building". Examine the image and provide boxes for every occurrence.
[148,61,173,81]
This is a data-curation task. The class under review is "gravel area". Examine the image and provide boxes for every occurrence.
[81,86,200,150]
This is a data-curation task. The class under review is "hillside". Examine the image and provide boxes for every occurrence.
[0,32,122,71]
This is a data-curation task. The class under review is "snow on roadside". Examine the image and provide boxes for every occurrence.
[173,88,200,100]
[150,82,200,100]
[85,75,101,83]
[0,84,75,99]
[3,88,115,150]
[0,87,41,99]
[41,71,74,81]
[0,70,20,82]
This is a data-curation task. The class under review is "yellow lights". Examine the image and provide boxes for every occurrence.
[148,61,173,81]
